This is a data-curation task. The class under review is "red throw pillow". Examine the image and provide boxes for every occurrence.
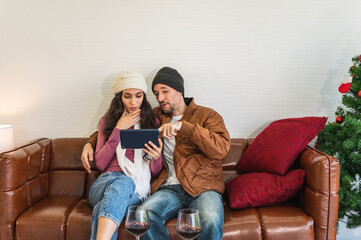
[236,117,327,175]
[226,169,306,209]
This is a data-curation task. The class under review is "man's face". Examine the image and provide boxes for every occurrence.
[153,84,182,113]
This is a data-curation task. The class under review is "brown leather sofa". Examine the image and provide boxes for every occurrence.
[0,138,339,240]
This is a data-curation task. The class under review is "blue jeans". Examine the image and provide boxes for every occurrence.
[138,184,224,240]
[88,171,142,240]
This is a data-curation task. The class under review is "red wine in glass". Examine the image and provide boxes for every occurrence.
[176,208,202,240]
[177,226,202,239]
[126,222,150,236]
[125,206,150,240]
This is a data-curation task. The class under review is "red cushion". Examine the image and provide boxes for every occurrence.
[226,169,306,209]
[236,117,327,175]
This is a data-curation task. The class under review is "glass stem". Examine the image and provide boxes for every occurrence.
[136,237,140,240]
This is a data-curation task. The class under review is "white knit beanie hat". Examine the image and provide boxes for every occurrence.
[112,71,148,95]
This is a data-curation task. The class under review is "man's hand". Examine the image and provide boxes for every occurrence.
[158,121,183,139]
[81,143,94,173]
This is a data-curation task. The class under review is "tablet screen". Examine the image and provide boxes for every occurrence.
[120,129,159,149]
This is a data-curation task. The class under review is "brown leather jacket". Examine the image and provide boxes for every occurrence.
[87,98,231,197]
[151,98,231,196]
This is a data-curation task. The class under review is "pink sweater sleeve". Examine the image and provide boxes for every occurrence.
[94,117,120,171]
[149,117,163,178]
[150,155,163,178]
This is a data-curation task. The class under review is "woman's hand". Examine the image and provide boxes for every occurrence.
[142,138,163,160]
[116,109,141,130]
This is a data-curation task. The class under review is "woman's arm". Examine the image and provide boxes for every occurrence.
[94,117,120,171]
[150,154,163,178]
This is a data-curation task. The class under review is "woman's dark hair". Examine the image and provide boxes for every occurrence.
[102,91,158,141]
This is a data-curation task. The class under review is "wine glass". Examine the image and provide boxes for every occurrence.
[176,208,202,240]
[125,206,150,240]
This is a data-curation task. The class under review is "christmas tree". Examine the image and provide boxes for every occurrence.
[317,54,361,228]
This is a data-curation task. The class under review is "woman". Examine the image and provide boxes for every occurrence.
[88,71,163,240]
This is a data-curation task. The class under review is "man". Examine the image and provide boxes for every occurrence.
[82,67,231,240]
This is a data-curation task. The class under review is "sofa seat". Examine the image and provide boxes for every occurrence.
[0,138,339,240]
[67,199,92,240]
[16,196,81,240]
[256,204,314,240]
[15,196,314,240]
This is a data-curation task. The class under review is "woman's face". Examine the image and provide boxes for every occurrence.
[121,88,144,113]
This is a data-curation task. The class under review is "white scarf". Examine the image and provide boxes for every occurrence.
[115,123,151,200]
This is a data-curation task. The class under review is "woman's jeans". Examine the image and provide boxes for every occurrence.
[89,171,142,240]
[138,184,224,240]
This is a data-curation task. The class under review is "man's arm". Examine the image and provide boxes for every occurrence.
[180,112,231,160]
[159,111,231,160]
[87,131,98,148]
[81,131,98,173]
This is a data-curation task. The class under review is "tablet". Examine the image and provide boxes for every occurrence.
[120,129,160,149]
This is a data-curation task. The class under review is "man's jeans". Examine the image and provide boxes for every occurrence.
[138,184,224,240]
[89,171,142,240]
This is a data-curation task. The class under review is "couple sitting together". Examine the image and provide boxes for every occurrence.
[81,67,231,240]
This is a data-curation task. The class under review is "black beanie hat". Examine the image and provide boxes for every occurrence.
[152,67,184,96]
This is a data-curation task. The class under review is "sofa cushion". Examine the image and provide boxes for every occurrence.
[51,138,88,170]
[257,204,315,240]
[16,196,80,240]
[223,205,262,240]
[226,169,306,209]
[48,170,87,197]
[236,117,327,175]
[66,200,92,240]
[222,139,249,171]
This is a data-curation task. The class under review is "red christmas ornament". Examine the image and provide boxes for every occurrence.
[359,55,361,62]
[336,116,344,124]
[339,82,351,93]
[358,90,361,98]
[339,76,352,93]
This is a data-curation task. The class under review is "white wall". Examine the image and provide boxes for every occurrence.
[1,0,361,146]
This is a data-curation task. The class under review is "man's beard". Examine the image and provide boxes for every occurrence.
[162,106,174,114]
[160,102,174,114]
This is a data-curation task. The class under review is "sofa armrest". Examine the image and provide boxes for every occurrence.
[0,138,51,240]
[298,146,340,240]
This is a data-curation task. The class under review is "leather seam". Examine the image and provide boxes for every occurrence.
[64,198,82,239]
[255,208,263,240]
